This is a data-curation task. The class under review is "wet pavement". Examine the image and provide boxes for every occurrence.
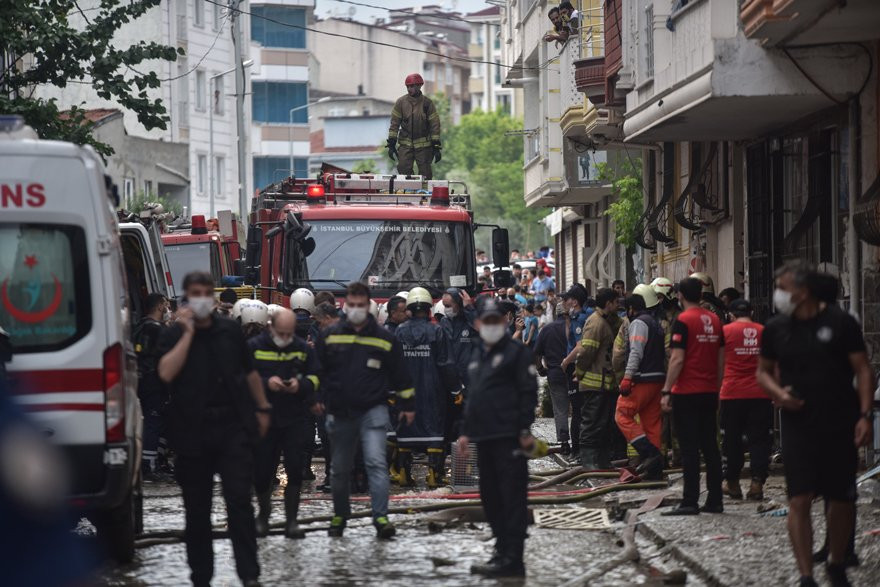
[96,419,880,586]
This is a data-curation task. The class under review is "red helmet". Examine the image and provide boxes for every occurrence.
[404,73,424,86]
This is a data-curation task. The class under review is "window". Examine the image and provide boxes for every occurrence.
[474,62,484,78]
[0,224,92,353]
[212,75,224,115]
[644,4,655,79]
[423,62,434,82]
[195,69,206,111]
[253,157,308,191]
[144,179,153,197]
[445,63,453,85]
[193,0,204,27]
[494,61,501,85]
[251,82,308,123]
[123,177,135,206]
[197,155,207,194]
[251,5,306,48]
[497,94,511,114]
[212,0,223,30]
[165,243,221,288]
[214,157,225,198]
[178,63,189,127]
[453,69,461,94]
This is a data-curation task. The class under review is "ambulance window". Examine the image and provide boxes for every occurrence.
[0,224,91,353]
[120,233,149,323]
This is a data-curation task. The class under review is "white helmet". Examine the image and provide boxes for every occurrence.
[239,299,269,325]
[369,299,379,319]
[377,302,389,325]
[290,288,316,314]
[650,277,675,301]
[267,303,284,320]
[406,287,433,309]
[632,284,661,309]
[433,300,446,318]
[232,298,245,321]
[395,291,410,301]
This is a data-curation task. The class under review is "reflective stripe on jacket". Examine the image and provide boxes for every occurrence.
[388,93,441,148]
[575,308,615,391]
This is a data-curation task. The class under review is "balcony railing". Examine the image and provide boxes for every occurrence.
[574,56,605,104]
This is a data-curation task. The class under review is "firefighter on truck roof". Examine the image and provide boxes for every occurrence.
[386,73,442,179]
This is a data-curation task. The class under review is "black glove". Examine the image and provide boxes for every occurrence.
[432,141,442,163]
[386,138,398,161]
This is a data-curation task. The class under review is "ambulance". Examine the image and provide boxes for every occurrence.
[0,116,142,562]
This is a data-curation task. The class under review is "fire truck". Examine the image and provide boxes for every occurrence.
[243,164,512,304]
[161,210,245,298]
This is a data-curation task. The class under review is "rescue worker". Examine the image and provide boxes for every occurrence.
[386,73,442,179]
[311,301,340,492]
[652,276,681,466]
[559,284,590,459]
[313,282,415,539]
[239,299,270,340]
[394,287,461,487]
[457,297,538,578]
[384,296,407,334]
[290,287,320,480]
[249,308,321,539]
[157,271,271,587]
[615,285,666,480]
[133,293,169,481]
[690,272,727,324]
[574,288,619,470]
[440,288,478,444]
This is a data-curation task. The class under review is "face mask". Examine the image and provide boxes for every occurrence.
[569,307,579,317]
[188,296,214,320]
[480,324,506,345]
[773,288,796,316]
[163,310,172,322]
[346,306,368,325]
[444,306,458,319]
[271,333,292,348]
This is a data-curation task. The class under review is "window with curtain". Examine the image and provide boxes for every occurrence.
[253,157,308,191]
[251,6,306,48]
[252,82,308,123]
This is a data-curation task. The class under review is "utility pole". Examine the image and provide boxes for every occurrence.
[230,0,248,219]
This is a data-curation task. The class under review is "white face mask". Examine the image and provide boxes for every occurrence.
[773,288,796,316]
[163,309,172,322]
[480,324,506,345]
[444,306,458,319]
[346,306,369,325]
[188,296,215,320]
[271,334,292,348]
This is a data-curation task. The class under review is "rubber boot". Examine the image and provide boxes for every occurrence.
[394,448,416,487]
[597,446,613,470]
[580,448,600,471]
[631,437,664,480]
[284,484,305,539]
[426,448,446,489]
[254,490,271,537]
[746,478,764,501]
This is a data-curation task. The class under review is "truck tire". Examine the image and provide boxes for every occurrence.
[97,474,142,564]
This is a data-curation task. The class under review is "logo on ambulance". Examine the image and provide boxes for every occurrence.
[1,254,63,323]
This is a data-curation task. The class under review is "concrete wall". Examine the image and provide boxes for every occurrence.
[323,117,387,149]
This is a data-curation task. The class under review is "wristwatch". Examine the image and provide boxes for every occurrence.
[862,410,874,422]
[256,404,273,414]
[661,390,671,397]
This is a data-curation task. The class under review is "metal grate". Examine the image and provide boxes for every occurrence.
[533,508,611,530]
[450,443,479,491]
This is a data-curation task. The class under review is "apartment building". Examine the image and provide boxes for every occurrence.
[467,6,521,117]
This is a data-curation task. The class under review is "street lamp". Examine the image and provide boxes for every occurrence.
[289,96,331,179]
[209,59,253,217]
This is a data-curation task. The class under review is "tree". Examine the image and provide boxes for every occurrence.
[0,0,182,156]
[597,156,643,248]
[352,159,379,174]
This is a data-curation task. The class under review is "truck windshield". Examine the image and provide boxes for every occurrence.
[165,243,220,295]
[287,219,475,295]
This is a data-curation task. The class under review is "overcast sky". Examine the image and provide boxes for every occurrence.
[314,0,495,23]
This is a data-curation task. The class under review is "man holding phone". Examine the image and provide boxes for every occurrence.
[248,308,322,539]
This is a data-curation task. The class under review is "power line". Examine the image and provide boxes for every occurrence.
[328,0,501,27]
[205,0,550,72]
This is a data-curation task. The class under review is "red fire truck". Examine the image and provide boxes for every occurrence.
[243,165,511,304]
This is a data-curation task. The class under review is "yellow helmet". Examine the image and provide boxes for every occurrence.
[406,287,433,309]
[690,272,715,294]
[632,284,660,309]
[650,277,675,301]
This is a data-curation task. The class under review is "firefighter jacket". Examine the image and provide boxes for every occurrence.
[388,93,441,150]
[247,330,320,427]
[440,305,479,389]
[314,315,414,417]
[575,308,616,391]
[623,311,666,383]
[700,296,728,325]
[611,316,630,383]
[463,335,538,442]
[394,317,460,445]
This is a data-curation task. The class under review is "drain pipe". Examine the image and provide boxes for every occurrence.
[848,97,860,319]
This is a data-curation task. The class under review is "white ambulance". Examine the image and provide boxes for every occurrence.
[0,116,142,562]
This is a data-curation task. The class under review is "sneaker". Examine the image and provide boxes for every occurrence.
[328,516,346,537]
[374,516,396,539]
[722,479,743,500]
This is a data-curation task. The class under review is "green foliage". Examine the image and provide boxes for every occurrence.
[126,190,183,217]
[598,157,644,248]
[352,159,379,174]
[0,0,182,155]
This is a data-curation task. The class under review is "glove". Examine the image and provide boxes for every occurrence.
[386,138,398,161]
[432,141,442,163]
[619,377,632,397]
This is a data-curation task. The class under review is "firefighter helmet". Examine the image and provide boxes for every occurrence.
[369,299,379,319]
[239,299,269,325]
[433,300,446,319]
[267,303,283,320]
[404,73,424,86]
[632,284,660,309]
[395,291,410,300]
[650,277,675,301]
[690,272,715,294]
[290,288,316,314]
[377,302,388,325]
[232,298,245,321]
[406,287,433,310]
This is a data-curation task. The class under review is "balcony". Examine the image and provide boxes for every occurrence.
[575,56,605,104]
[741,0,880,47]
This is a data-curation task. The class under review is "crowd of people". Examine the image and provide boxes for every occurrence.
[132,256,874,586]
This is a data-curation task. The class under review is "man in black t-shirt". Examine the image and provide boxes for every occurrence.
[133,293,168,480]
[757,261,874,587]
[158,271,272,587]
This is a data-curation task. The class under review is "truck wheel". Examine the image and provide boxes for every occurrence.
[97,475,141,564]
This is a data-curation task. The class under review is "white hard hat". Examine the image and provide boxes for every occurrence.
[369,299,379,319]
[267,304,283,319]
[239,299,269,325]
[406,287,433,309]
[632,284,661,309]
[290,288,316,314]
[395,291,410,301]
[650,277,675,301]
[433,300,446,317]
[232,298,245,321]
[690,272,715,294]
[377,302,388,325]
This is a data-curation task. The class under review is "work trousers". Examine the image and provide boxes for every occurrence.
[477,437,529,563]
[139,389,163,472]
[719,398,773,483]
[569,389,584,453]
[254,421,311,495]
[579,390,626,465]
[547,380,571,443]
[671,393,723,508]
[397,145,433,179]
[327,403,390,520]
[175,415,258,586]
[615,382,663,449]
